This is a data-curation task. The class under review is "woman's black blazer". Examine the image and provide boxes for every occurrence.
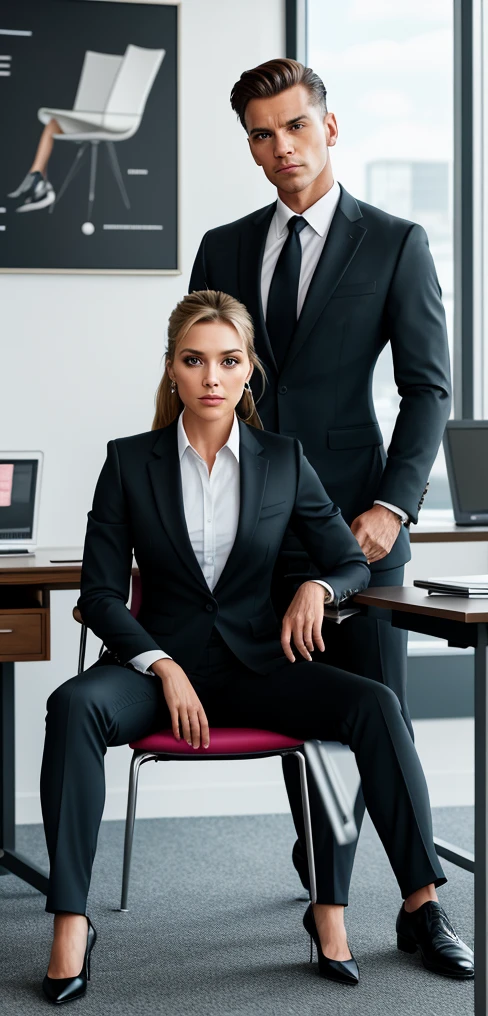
[78,418,370,675]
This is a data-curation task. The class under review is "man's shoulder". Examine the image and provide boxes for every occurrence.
[350,191,424,237]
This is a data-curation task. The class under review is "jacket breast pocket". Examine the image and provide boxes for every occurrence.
[327,423,383,450]
[331,281,376,299]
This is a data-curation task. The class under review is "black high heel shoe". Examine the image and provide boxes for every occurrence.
[42,916,97,1005]
[303,903,359,986]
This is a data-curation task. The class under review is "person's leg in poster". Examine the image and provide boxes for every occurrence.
[7,117,62,211]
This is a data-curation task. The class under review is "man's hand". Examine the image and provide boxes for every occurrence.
[350,504,402,564]
[151,658,210,749]
[281,580,326,663]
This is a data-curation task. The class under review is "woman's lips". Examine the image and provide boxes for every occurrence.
[199,396,224,403]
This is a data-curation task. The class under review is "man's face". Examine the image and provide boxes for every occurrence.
[245,84,337,196]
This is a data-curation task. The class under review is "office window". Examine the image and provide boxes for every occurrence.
[307,0,454,509]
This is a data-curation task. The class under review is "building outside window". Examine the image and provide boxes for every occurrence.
[307,0,454,509]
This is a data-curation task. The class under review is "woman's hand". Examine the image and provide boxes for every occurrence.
[281,581,326,663]
[151,658,210,749]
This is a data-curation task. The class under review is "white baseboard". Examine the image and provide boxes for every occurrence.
[16,779,292,826]
[15,768,474,825]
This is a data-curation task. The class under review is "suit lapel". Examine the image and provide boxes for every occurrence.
[212,422,269,595]
[148,419,269,597]
[281,186,367,375]
[238,202,277,371]
[147,421,209,592]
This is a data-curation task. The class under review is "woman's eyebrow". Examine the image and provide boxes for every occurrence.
[179,347,243,355]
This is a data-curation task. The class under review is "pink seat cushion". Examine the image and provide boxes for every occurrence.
[129,727,304,755]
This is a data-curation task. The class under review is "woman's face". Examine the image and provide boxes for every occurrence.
[167,320,253,424]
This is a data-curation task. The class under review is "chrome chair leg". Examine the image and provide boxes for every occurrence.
[106,141,131,209]
[120,752,158,911]
[78,624,87,675]
[50,142,88,213]
[87,141,99,220]
[293,749,318,904]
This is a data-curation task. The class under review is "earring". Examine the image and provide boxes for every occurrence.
[244,381,251,391]
[170,380,177,394]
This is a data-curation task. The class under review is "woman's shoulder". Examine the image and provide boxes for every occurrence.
[111,421,176,449]
[242,422,298,454]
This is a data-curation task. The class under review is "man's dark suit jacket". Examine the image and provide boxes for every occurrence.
[78,419,369,675]
[189,185,452,572]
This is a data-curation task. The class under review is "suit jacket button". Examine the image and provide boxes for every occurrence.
[205,603,214,612]
[279,385,288,394]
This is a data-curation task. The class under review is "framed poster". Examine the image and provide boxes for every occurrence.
[0,0,178,273]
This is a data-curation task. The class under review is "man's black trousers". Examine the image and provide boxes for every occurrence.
[276,562,413,904]
[40,625,444,914]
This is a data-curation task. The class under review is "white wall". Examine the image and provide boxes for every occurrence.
[2,0,286,825]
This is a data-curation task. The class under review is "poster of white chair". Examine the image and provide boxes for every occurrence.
[0,0,178,273]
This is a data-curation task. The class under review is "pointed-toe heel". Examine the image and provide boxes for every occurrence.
[303,903,359,986]
[42,916,97,1004]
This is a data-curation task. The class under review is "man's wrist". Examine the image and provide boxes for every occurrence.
[373,500,409,525]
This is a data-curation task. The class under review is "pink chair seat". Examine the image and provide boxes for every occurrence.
[129,727,304,756]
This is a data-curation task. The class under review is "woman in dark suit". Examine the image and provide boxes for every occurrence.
[40,291,473,1004]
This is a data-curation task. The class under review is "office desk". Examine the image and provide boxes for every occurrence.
[0,549,139,896]
[355,586,485,1015]
[410,521,488,543]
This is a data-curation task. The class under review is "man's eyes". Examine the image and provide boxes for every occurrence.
[253,124,305,141]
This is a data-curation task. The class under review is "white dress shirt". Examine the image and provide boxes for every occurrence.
[129,411,333,675]
[261,180,409,525]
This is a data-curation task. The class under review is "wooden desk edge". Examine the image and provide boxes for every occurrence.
[354,586,488,623]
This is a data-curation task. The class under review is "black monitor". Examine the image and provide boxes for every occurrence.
[443,421,488,525]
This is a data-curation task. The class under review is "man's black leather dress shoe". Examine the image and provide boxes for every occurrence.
[42,916,97,1004]
[396,901,474,979]
[303,904,359,985]
[292,838,310,892]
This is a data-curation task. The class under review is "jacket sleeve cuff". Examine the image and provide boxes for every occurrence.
[373,499,409,524]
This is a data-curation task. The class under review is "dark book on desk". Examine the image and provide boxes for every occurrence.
[414,575,488,596]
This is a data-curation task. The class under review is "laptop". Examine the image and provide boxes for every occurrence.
[443,420,488,525]
[0,451,43,555]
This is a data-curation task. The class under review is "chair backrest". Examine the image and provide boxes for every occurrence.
[74,50,124,112]
[130,573,142,618]
[105,44,165,117]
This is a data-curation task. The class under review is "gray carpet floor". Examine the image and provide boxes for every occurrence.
[0,807,474,1016]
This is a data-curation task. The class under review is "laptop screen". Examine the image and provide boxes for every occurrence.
[0,458,39,541]
[445,426,488,513]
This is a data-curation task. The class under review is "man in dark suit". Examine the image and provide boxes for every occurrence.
[189,59,451,957]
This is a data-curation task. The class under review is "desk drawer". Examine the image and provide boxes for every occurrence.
[0,611,44,658]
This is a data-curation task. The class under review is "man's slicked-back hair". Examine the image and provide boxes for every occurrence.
[230,58,327,132]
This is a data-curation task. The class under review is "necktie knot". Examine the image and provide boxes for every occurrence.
[287,215,307,236]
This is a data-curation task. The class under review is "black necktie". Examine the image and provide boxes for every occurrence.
[266,215,308,372]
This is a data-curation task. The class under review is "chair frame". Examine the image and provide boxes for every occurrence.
[74,610,357,912]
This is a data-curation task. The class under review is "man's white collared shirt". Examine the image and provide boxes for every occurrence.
[261,179,341,320]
